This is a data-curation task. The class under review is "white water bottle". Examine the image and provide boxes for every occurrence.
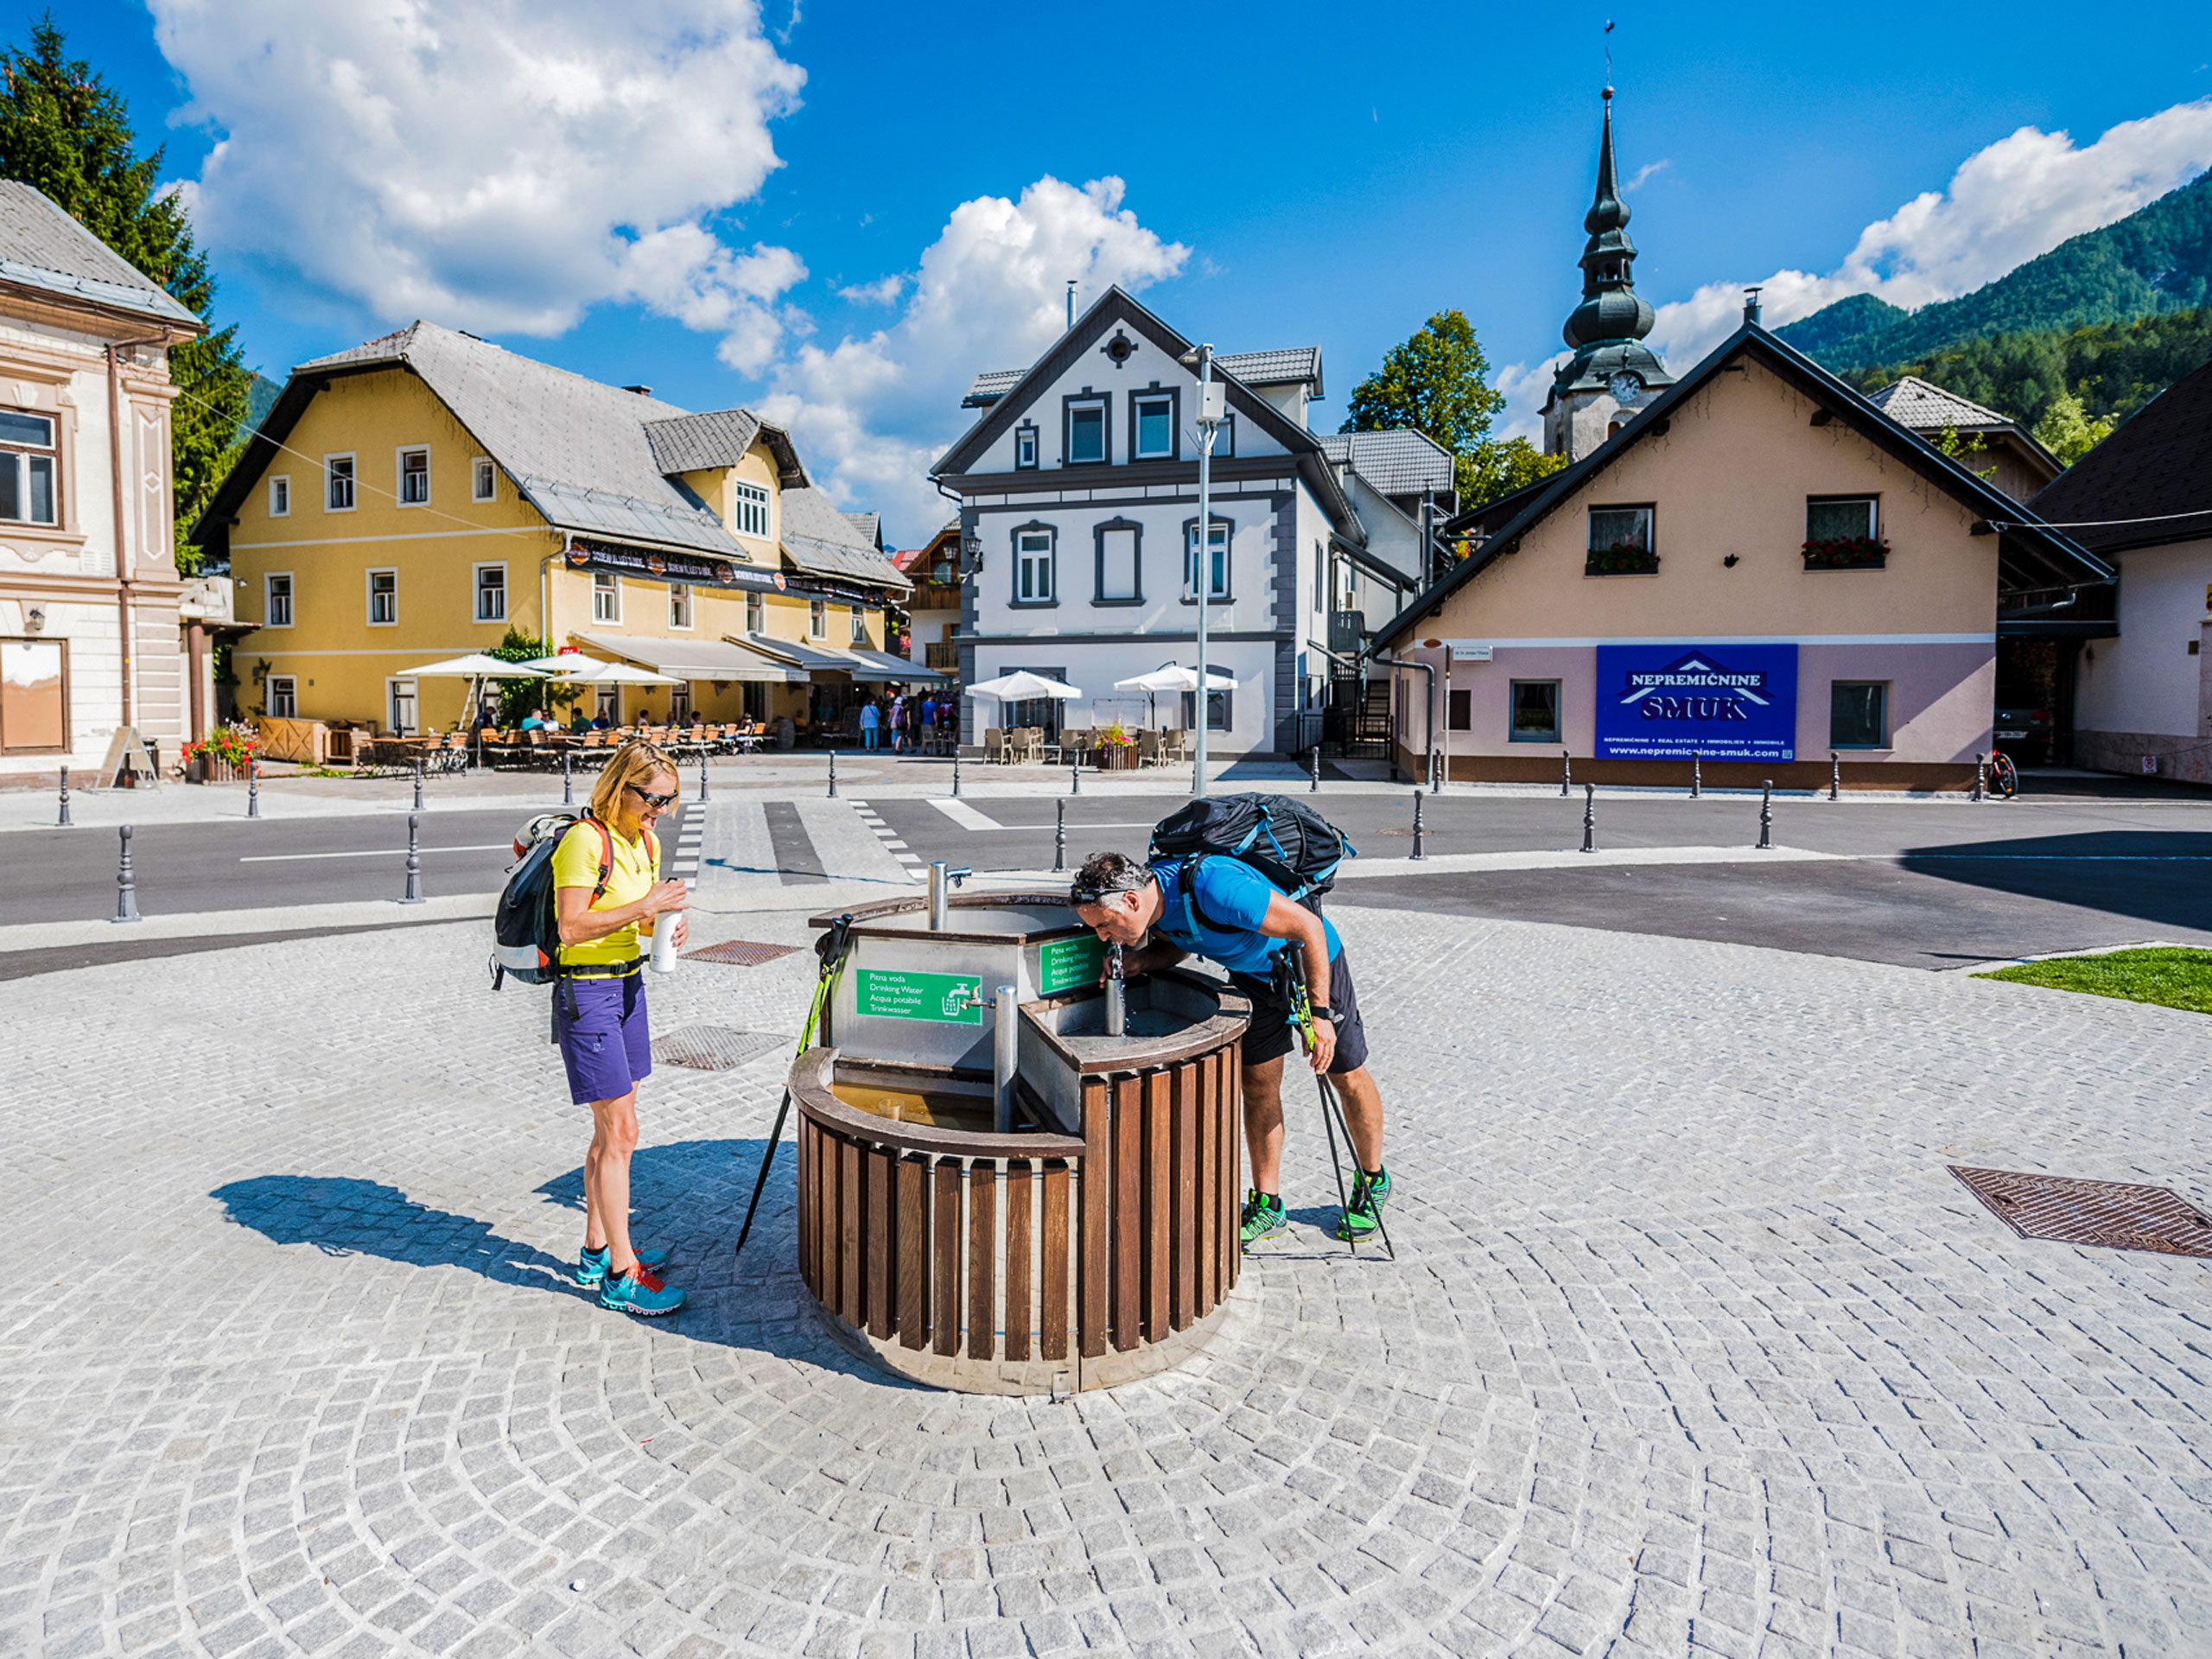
[648,910,683,974]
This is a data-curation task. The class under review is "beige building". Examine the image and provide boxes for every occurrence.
[1382,317,2110,790]
[194,322,925,735]
[0,181,207,777]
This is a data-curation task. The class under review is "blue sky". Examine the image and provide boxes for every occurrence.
[16,0,2212,541]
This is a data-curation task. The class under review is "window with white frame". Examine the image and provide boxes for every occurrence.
[264,572,294,627]
[388,678,418,734]
[1133,392,1174,461]
[266,675,297,719]
[397,447,429,505]
[366,569,397,625]
[1065,401,1107,465]
[1014,423,1039,469]
[474,563,505,623]
[849,607,868,645]
[734,481,769,537]
[809,598,827,639]
[669,582,692,628]
[0,410,56,525]
[1184,519,1230,601]
[1015,527,1055,603]
[592,571,620,623]
[268,475,290,517]
[325,454,355,512]
[746,590,764,632]
[472,457,496,503]
[669,683,691,724]
[1096,521,1140,602]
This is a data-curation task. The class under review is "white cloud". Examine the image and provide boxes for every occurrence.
[1649,98,2212,365]
[758,175,1189,539]
[1493,97,2212,439]
[151,0,809,363]
[1624,159,1671,192]
[836,273,907,306]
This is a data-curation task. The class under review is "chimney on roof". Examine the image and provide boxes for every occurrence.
[1742,287,1763,327]
[623,384,652,396]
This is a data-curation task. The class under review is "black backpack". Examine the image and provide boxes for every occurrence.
[1147,793,1356,918]
[489,811,657,990]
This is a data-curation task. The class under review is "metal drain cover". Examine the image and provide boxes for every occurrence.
[1949,1166,2212,1258]
[652,1027,789,1071]
[682,938,800,966]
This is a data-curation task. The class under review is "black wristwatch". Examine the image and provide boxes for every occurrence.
[1310,1005,1335,1022]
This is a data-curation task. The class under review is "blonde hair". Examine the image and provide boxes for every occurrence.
[589,737,678,823]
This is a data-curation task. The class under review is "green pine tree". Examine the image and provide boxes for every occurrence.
[2031,388,2116,467]
[1342,309,1565,523]
[0,16,251,574]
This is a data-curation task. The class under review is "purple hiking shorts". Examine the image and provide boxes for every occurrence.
[555,971,652,1105]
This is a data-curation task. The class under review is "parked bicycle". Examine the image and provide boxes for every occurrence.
[1988,750,2019,798]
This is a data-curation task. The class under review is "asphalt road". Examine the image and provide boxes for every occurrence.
[863,791,2212,969]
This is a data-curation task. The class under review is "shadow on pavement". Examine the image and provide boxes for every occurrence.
[212,1174,575,1287]
[1902,830,2212,938]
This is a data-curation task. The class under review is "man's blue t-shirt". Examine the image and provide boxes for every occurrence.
[1149,855,1340,978]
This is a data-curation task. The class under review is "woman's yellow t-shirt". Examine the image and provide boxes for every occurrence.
[550,820,658,968]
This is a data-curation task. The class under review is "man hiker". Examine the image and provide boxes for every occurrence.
[1070,849,1389,1245]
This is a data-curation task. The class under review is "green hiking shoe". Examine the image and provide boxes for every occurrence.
[1336,1166,1393,1243]
[1239,1189,1288,1247]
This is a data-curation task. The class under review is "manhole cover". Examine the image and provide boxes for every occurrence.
[683,938,800,966]
[1948,1166,2212,1258]
[652,1027,790,1071]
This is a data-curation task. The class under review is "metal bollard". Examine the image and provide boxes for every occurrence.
[412,758,423,812]
[1758,781,1773,849]
[112,824,141,923]
[1830,753,1841,802]
[247,758,260,819]
[1054,798,1067,874]
[563,751,573,807]
[401,812,425,903]
[1561,750,1572,798]
[1309,746,1321,794]
[1582,782,1595,853]
[1070,757,1079,796]
[57,765,71,827]
[1974,753,1986,802]
[1691,751,1700,798]
[1410,790,1427,861]
[952,751,962,798]
[828,749,838,798]
[699,754,709,803]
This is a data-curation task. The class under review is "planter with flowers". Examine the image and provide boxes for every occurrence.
[1802,535,1888,570]
[1097,721,1139,771]
[181,723,259,784]
[1585,540,1659,575]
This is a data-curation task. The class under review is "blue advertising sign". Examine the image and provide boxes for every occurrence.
[1593,644,1798,762]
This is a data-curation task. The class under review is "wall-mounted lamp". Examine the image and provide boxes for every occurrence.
[23,606,44,632]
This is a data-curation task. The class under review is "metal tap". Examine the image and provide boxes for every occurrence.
[927,861,972,930]
[1104,943,1127,1036]
[993,984,1020,1133]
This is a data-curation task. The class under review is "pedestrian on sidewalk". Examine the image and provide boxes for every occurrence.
[553,738,690,1316]
[888,694,906,753]
[1071,849,1391,1247]
[860,699,881,750]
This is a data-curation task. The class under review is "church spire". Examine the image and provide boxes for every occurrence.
[1563,89,1654,353]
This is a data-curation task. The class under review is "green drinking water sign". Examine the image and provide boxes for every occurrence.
[1038,934,1104,995]
[855,968,983,1025]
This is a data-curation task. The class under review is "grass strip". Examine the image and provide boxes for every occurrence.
[1978,947,2212,1014]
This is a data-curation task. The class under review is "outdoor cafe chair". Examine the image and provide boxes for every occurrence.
[1137,730,1163,767]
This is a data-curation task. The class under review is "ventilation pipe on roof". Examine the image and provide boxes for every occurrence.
[1742,287,1763,327]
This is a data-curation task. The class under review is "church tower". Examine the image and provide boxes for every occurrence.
[1542,88,1675,462]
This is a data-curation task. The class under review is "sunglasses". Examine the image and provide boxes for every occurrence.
[626,783,678,809]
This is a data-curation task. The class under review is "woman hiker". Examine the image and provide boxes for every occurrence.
[553,738,690,1315]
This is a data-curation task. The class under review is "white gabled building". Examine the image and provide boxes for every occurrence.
[931,286,1447,755]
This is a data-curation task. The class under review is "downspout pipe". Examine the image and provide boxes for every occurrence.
[106,332,175,732]
[1370,651,1437,789]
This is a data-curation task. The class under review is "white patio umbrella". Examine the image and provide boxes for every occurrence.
[966,671,1084,701]
[563,659,686,686]
[1112,663,1235,727]
[398,653,550,735]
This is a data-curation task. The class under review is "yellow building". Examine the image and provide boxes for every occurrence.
[193,321,930,735]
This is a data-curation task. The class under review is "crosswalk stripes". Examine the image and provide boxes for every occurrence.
[848,799,927,880]
[670,802,703,880]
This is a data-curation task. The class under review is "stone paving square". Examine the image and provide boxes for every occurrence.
[3,868,2210,1656]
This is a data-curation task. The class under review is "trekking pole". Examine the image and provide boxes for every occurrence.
[1286,949,1356,1254]
[735,916,854,1258]
[1318,1074,1392,1260]
[57,766,70,827]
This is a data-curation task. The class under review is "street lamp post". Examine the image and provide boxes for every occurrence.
[1188,345,1221,799]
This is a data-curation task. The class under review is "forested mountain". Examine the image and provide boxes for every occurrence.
[1778,168,2212,374]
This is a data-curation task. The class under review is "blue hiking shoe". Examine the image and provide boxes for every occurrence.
[1336,1166,1393,1243]
[575,1244,670,1287]
[597,1263,687,1317]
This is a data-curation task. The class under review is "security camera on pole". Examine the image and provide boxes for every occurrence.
[1179,345,1224,799]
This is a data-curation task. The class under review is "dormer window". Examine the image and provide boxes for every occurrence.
[734,482,769,537]
[1065,398,1108,466]
[1014,423,1039,470]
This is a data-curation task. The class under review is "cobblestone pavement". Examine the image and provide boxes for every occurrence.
[5,831,2212,1656]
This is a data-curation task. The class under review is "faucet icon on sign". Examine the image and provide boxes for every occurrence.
[944,980,984,1018]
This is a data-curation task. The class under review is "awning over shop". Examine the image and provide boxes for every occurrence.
[845,647,948,683]
[739,634,868,676]
[575,632,806,683]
